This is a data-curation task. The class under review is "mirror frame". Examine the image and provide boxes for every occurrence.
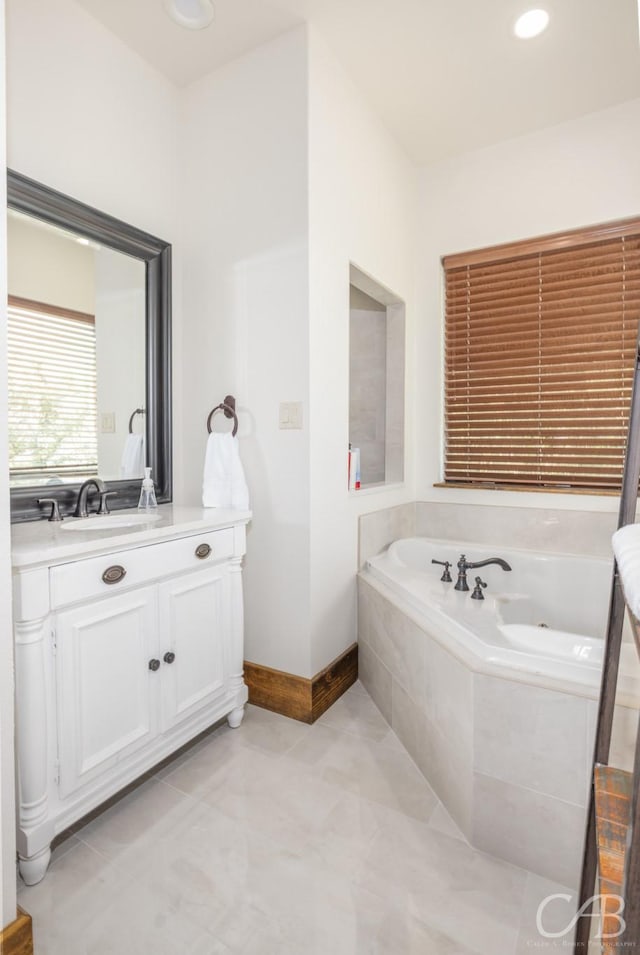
[7,169,172,522]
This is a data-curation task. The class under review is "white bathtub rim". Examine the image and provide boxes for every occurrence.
[358,570,637,707]
[385,534,613,570]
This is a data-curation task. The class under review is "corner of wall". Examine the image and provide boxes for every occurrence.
[0,0,18,929]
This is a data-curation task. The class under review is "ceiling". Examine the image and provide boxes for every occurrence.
[74,0,640,163]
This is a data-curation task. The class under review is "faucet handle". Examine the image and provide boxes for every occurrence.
[471,577,487,600]
[37,498,63,522]
[97,490,117,515]
[431,559,452,582]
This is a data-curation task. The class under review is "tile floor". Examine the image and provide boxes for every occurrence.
[19,682,593,954]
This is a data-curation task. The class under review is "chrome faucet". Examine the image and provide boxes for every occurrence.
[454,554,512,592]
[74,478,109,518]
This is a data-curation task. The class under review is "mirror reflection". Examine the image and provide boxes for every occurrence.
[7,210,146,487]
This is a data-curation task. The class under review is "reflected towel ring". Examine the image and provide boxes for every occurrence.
[128,408,146,434]
[207,395,238,436]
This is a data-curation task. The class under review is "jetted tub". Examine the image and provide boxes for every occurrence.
[358,535,640,886]
[364,536,638,701]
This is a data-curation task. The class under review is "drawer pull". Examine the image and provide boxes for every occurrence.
[148,659,161,672]
[163,651,176,664]
[195,543,211,559]
[102,565,126,585]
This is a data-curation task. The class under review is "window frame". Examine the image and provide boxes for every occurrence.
[440,217,640,495]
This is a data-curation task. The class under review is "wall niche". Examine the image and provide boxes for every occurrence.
[349,265,405,489]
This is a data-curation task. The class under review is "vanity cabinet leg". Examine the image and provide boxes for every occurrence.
[227,705,245,728]
[15,617,53,883]
[18,846,52,886]
[227,556,249,730]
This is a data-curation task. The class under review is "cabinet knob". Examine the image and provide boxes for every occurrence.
[195,543,211,559]
[102,565,126,585]
[163,651,176,664]
[148,658,161,672]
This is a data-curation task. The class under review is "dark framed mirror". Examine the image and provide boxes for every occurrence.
[7,170,172,522]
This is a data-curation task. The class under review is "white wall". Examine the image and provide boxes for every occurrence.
[179,25,419,679]
[307,29,418,674]
[417,98,640,514]
[6,0,179,237]
[180,28,312,675]
[5,0,183,492]
[0,0,17,929]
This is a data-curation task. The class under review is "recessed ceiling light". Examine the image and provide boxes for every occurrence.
[163,0,215,30]
[514,9,550,39]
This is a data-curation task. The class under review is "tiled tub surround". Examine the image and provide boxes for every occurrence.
[358,501,622,569]
[357,526,640,888]
[358,576,595,887]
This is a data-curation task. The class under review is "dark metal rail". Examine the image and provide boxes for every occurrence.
[574,330,640,951]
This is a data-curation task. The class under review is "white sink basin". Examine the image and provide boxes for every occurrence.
[61,513,162,532]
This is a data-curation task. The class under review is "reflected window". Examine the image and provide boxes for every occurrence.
[8,296,98,486]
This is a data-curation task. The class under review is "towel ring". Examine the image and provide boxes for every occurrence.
[207,395,238,436]
[128,408,146,434]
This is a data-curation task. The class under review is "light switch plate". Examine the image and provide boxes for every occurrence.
[279,402,303,429]
[100,412,116,434]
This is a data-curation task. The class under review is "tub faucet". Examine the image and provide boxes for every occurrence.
[454,554,512,592]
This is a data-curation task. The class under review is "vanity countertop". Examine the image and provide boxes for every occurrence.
[11,505,252,570]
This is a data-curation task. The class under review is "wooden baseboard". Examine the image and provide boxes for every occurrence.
[310,644,359,721]
[244,643,358,723]
[0,907,33,955]
[243,660,311,722]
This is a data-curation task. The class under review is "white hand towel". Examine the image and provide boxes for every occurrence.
[612,524,640,621]
[120,434,145,479]
[202,432,250,510]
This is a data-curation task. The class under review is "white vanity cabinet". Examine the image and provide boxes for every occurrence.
[12,509,250,885]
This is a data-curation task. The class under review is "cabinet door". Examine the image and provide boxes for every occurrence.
[55,587,158,798]
[158,566,228,733]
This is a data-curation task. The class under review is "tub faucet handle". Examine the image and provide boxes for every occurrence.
[431,559,452,582]
[471,577,487,600]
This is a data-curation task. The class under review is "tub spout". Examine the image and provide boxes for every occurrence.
[454,555,512,592]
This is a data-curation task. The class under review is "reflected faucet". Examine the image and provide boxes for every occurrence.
[454,554,512,592]
[74,478,107,518]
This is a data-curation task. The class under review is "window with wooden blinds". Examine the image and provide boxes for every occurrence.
[443,219,640,492]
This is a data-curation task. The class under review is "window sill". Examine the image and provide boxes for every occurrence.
[433,482,618,497]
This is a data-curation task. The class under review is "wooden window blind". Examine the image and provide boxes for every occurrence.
[443,219,640,492]
[8,296,98,483]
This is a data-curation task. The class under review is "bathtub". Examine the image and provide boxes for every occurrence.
[363,536,639,703]
[358,535,640,886]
